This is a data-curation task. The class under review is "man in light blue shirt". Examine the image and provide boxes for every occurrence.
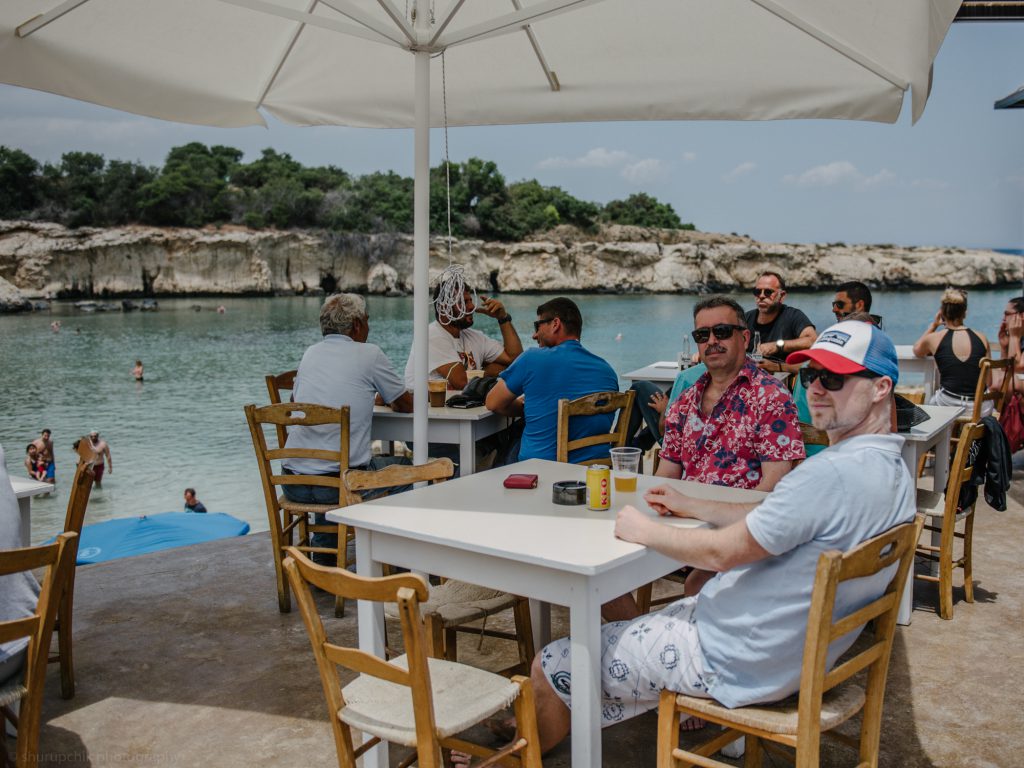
[525,320,916,753]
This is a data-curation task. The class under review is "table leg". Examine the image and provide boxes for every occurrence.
[17,497,31,547]
[897,442,921,626]
[460,421,475,474]
[568,586,602,766]
[354,530,388,768]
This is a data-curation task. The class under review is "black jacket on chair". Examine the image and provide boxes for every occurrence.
[956,416,1012,513]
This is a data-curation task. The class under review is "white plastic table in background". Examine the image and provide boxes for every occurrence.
[371,404,507,474]
[896,403,963,624]
[9,476,54,546]
[622,360,682,386]
[329,458,765,768]
[895,345,938,399]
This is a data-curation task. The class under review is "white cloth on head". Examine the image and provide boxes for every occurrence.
[0,443,40,670]
[403,322,504,390]
[283,335,406,471]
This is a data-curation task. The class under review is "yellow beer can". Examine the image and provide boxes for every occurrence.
[585,464,611,511]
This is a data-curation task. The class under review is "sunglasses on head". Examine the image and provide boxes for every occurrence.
[691,323,746,344]
[752,288,777,298]
[799,367,879,391]
[533,317,554,332]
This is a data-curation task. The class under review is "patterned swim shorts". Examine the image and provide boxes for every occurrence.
[540,596,710,727]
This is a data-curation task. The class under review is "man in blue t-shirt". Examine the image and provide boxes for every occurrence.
[485,297,619,463]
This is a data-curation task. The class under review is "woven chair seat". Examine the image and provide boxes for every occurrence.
[277,497,337,516]
[916,490,968,522]
[0,680,27,709]
[384,580,516,625]
[672,683,865,736]
[340,654,520,746]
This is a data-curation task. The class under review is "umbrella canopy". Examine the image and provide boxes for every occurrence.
[2,0,958,127]
[0,0,961,467]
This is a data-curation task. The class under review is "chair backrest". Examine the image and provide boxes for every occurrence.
[344,458,454,495]
[798,421,829,448]
[244,402,355,509]
[972,357,1013,422]
[556,389,636,465]
[282,549,440,766]
[265,370,298,448]
[794,516,923,762]
[944,421,986,514]
[0,533,77,766]
[63,440,97,537]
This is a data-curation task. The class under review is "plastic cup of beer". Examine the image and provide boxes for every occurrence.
[428,379,447,407]
[610,447,642,493]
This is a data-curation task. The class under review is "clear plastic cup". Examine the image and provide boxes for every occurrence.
[609,447,642,493]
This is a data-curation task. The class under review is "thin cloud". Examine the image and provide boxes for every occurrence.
[910,178,951,191]
[537,147,632,170]
[783,161,896,189]
[621,158,667,185]
[722,161,756,183]
[682,151,697,163]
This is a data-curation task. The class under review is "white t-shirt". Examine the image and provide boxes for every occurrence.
[283,335,406,472]
[403,322,505,390]
[695,433,915,708]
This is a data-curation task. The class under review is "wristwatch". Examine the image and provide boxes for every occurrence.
[775,339,785,353]
[498,314,512,325]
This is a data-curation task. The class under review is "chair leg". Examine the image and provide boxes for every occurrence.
[938,519,955,621]
[636,583,653,615]
[511,676,544,768]
[743,735,763,768]
[962,513,975,604]
[656,690,680,768]
[425,614,445,659]
[58,587,75,699]
[274,548,291,613]
[444,628,458,661]
[512,598,536,671]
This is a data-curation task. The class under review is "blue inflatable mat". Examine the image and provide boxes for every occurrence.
[59,512,250,564]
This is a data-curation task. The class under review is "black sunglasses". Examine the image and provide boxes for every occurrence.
[691,323,746,344]
[752,288,777,298]
[799,367,879,391]
[533,317,555,332]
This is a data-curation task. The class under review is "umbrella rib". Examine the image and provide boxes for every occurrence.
[375,0,417,45]
[428,0,469,47]
[436,0,605,49]
[16,0,91,37]
[510,0,560,93]
[749,0,909,90]
[255,0,318,110]
[320,0,411,46]
[217,0,403,48]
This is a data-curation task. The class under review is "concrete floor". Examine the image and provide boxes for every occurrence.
[35,458,1024,767]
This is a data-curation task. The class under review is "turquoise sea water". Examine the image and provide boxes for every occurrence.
[2,287,1022,543]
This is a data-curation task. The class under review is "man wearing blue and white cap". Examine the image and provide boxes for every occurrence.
[524,320,916,754]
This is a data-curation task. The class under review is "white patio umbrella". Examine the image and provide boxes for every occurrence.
[0,0,961,463]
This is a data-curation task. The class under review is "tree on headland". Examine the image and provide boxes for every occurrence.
[0,143,696,238]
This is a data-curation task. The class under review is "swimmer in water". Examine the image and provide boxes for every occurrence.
[132,359,144,381]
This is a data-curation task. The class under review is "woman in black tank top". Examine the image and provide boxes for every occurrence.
[912,288,993,416]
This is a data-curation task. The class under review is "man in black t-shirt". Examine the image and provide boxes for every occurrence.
[745,271,816,366]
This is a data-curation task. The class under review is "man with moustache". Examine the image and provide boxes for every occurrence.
[523,321,914,753]
[403,283,523,391]
[746,271,816,366]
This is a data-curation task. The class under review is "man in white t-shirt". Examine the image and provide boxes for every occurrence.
[403,286,523,391]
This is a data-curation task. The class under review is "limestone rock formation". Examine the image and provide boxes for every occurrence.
[0,220,1019,308]
[0,275,31,313]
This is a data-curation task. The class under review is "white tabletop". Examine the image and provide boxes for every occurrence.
[10,476,53,498]
[373,403,496,421]
[622,361,688,384]
[899,404,963,444]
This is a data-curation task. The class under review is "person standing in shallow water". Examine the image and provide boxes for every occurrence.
[88,431,113,488]
[183,488,207,513]
[132,360,144,381]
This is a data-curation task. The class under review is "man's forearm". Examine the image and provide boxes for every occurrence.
[500,322,523,359]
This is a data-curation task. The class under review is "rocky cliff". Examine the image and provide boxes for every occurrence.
[0,220,1019,310]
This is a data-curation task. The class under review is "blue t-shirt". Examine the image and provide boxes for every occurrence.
[500,340,620,462]
[695,433,915,708]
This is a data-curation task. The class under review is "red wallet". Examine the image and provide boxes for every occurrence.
[503,473,539,489]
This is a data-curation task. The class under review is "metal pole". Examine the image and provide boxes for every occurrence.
[411,0,430,464]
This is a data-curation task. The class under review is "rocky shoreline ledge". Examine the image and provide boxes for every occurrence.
[1,220,1019,312]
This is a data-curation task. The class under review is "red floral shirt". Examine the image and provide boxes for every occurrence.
[661,361,805,489]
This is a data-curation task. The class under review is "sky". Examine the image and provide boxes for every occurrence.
[0,21,1021,251]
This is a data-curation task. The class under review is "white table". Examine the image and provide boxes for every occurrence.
[896,345,938,399]
[9,476,54,546]
[895,403,963,624]
[329,458,765,767]
[622,360,684,386]
[371,404,507,474]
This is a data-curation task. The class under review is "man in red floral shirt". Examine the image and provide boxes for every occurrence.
[658,296,805,489]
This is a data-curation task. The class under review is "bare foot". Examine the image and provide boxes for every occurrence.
[681,715,706,731]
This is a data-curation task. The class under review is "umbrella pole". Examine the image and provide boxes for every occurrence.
[411,0,430,466]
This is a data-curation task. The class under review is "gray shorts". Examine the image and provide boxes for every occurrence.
[540,596,710,727]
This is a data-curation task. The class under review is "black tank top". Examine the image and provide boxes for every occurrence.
[934,328,986,397]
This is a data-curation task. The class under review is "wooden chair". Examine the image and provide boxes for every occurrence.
[265,369,297,448]
[657,516,923,768]
[555,390,636,465]
[968,357,1013,422]
[283,549,543,768]
[245,402,357,617]
[0,533,77,768]
[345,458,535,676]
[48,441,96,700]
[915,421,986,620]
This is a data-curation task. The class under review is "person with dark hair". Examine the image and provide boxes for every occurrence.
[30,429,55,484]
[745,271,816,364]
[403,283,522,391]
[913,287,993,414]
[485,297,618,463]
[183,488,208,514]
[832,281,873,320]
[996,296,1024,392]
[24,443,46,481]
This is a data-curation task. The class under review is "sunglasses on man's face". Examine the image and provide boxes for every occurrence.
[691,324,746,344]
[799,367,879,392]
[533,317,554,332]
[752,288,778,298]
